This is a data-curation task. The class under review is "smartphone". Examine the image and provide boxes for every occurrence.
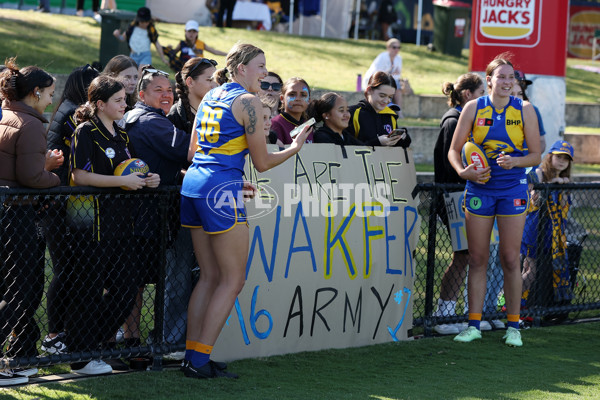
[388,127,407,139]
[290,117,316,138]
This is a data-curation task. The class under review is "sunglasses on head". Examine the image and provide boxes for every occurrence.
[260,81,282,91]
[83,63,99,73]
[141,68,170,78]
[188,58,218,77]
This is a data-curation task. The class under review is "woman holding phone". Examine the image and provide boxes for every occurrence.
[345,71,411,148]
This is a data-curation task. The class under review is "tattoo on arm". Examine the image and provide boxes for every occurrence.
[241,97,257,135]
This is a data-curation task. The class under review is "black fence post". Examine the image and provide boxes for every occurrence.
[151,189,169,371]
[423,184,439,337]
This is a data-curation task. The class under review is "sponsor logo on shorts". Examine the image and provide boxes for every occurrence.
[513,198,527,207]
[469,196,482,210]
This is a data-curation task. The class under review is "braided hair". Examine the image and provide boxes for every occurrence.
[175,57,217,125]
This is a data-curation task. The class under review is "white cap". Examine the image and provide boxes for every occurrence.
[185,20,199,31]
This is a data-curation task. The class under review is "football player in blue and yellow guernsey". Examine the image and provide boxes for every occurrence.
[448,54,541,347]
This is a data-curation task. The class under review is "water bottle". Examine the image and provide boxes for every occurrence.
[356,74,362,92]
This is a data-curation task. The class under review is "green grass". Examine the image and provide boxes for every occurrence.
[573,164,600,175]
[4,322,600,400]
[1,8,600,102]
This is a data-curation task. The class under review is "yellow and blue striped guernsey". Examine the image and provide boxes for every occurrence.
[468,95,527,192]
[182,82,249,199]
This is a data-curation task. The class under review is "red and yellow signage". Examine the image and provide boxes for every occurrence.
[470,0,569,77]
[477,0,540,44]
[568,5,600,59]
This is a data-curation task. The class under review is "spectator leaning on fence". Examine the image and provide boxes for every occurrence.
[448,54,541,347]
[345,71,411,148]
[65,75,160,376]
[0,58,63,386]
[521,140,575,308]
[432,72,485,336]
[40,64,100,357]
[309,92,364,146]
[180,43,312,379]
[103,55,139,112]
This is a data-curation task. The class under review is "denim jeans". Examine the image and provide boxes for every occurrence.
[131,51,152,67]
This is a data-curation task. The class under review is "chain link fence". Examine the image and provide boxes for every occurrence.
[1,186,192,371]
[2,183,600,372]
[413,182,600,336]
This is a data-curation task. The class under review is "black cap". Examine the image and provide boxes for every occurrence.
[137,6,151,22]
[514,70,532,86]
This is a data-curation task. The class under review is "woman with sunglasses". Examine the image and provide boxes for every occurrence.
[180,43,311,379]
[258,71,283,117]
[124,66,189,185]
[363,38,404,109]
[118,66,191,354]
[168,57,218,135]
[141,57,220,353]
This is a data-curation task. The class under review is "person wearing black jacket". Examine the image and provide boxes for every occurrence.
[164,58,218,351]
[344,71,410,148]
[41,64,99,357]
[309,92,364,146]
[432,72,485,335]
[168,57,218,136]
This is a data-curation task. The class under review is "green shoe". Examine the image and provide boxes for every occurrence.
[503,327,523,347]
[453,326,482,343]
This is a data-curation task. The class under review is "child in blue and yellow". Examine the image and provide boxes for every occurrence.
[448,55,541,347]
[521,140,574,305]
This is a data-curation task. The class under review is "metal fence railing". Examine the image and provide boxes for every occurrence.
[2,183,600,372]
[413,183,600,336]
[1,186,189,372]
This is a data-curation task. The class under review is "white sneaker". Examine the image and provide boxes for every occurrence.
[0,369,28,386]
[434,323,460,335]
[491,319,505,329]
[13,367,38,377]
[164,351,185,360]
[72,360,113,375]
[480,321,492,331]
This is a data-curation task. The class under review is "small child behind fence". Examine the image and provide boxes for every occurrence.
[521,140,574,307]
[113,6,167,67]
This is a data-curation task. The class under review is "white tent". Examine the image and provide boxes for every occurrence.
[147,0,354,39]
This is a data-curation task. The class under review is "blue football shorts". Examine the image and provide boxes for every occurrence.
[464,185,529,218]
[180,194,248,234]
